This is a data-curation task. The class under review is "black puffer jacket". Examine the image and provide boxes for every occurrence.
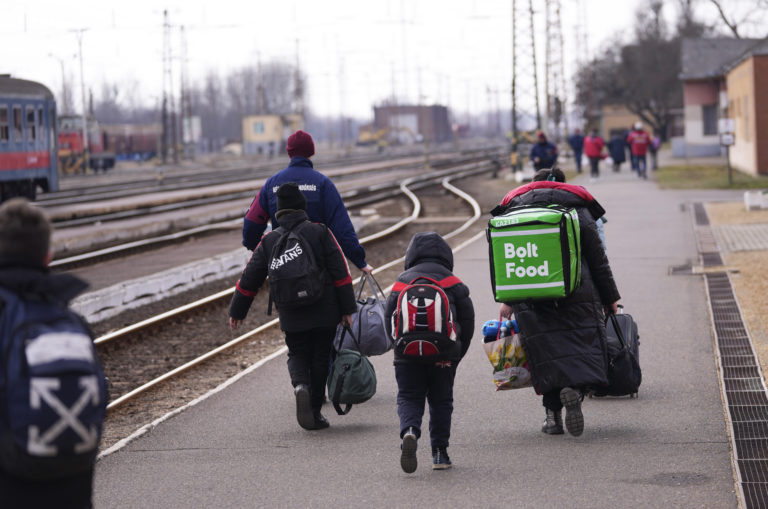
[385,232,475,364]
[500,183,621,394]
[229,210,357,333]
[0,258,89,313]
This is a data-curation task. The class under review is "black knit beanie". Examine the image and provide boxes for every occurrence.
[276,182,307,211]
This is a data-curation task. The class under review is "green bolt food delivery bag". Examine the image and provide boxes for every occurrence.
[487,205,581,302]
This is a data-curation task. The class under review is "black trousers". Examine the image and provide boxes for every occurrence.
[588,157,601,177]
[395,361,457,449]
[284,327,336,412]
[542,388,564,411]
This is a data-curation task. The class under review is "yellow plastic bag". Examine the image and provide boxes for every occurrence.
[483,332,531,390]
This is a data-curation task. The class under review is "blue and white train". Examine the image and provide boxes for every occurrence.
[0,75,58,202]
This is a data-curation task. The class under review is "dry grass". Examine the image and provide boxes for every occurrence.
[706,202,768,379]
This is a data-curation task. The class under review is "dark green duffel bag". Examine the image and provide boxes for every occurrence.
[328,327,377,415]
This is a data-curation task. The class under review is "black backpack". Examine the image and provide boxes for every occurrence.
[0,287,108,480]
[267,223,326,313]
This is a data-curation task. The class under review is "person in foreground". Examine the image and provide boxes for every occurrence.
[229,183,356,430]
[498,168,620,437]
[0,198,101,509]
[385,232,475,473]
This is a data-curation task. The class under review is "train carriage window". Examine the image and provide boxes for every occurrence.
[26,106,36,142]
[0,106,8,142]
[38,107,44,147]
[12,106,23,142]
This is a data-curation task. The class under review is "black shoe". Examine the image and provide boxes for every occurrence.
[432,447,452,470]
[400,427,418,474]
[294,384,315,430]
[560,387,584,437]
[313,411,330,430]
[541,409,564,435]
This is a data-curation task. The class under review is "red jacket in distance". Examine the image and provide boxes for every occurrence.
[627,129,651,156]
[583,135,605,158]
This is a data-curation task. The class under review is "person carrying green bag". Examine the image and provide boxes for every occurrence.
[229,183,356,431]
[494,168,620,438]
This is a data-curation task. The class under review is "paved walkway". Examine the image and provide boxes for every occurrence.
[94,168,746,508]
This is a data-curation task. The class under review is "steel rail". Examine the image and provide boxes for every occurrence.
[52,161,490,270]
[103,168,488,410]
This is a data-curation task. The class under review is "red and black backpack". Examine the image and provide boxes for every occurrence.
[391,276,459,362]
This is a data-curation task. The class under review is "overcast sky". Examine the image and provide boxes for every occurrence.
[0,0,752,120]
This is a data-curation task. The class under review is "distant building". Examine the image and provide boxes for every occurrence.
[597,105,643,139]
[372,105,452,144]
[590,104,681,141]
[677,37,763,158]
[242,114,303,156]
[724,40,768,176]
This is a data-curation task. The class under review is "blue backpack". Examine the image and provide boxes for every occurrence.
[0,286,108,480]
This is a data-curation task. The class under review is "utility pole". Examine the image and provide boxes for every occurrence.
[49,54,70,114]
[545,0,567,140]
[72,29,89,173]
[528,0,541,130]
[161,11,169,164]
[294,39,305,123]
[161,10,178,164]
[511,0,517,151]
[180,25,194,160]
[510,0,542,168]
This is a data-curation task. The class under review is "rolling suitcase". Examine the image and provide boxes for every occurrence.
[593,306,641,398]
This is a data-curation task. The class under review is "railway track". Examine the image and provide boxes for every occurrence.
[95,167,489,417]
[50,158,496,270]
[44,151,498,228]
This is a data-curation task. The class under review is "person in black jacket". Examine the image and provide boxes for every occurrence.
[497,169,620,437]
[0,198,95,509]
[229,183,357,431]
[384,232,475,473]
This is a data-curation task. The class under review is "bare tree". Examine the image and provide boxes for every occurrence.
[709,0,768,38]
[676,0,711,37]
[574,0,686,138]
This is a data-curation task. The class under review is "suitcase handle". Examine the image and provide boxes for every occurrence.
[608,313,628,350]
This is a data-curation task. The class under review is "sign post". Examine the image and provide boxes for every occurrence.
[719,118,735,186]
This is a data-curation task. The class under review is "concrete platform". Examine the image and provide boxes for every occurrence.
[94,169,746,508]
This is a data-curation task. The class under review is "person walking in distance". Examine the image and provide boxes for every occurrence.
[583,128,605,180]
[627,122,651,179]
[496,168,621,437]
[567,128,585,174]
[649,133,661,171]
[607,131,627,173]
[242,129,373,274]
[529,131,558,171]
[386,232,475,473]
[229,183,357,431]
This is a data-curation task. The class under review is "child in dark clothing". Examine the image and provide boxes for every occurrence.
[384,232,475,473]
[229,183,357,431]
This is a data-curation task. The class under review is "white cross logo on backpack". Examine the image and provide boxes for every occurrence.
[27,376,101,456]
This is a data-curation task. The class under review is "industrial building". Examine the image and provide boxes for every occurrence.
[371,105,452,144]
[242,114,303,156]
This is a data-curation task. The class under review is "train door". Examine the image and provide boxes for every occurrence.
[47,103,58,192]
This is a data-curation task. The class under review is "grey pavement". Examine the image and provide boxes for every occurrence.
[94,168,747,508]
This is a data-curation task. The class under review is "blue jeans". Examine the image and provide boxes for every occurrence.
[573,151,583,173]
[636,155,647,177]
[395,362,457,449]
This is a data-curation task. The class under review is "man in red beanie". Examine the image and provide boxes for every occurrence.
[242,130,373,274]
[285,129,315,158]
